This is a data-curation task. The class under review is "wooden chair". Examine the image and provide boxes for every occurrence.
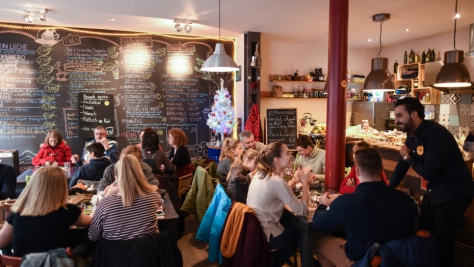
[0,247,74,267]
[177,173,193,202]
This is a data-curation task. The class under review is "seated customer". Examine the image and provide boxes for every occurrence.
[168,128,195,177]
[312,148,418,266]
[88,155,161,241]
[141,131,175,176]
[295,135,325,182]
[339,141,388,194]
[226,149,258,204]
[136,127,163,151]
[98,145,159,192]
[247,142,310,267]
[0,163,16,200]
[239,131,266,152]
[69,143,111,188]
[217,138,242,190]
[32,131,72,167]
[71,125,119,166]
[0,167,92,256]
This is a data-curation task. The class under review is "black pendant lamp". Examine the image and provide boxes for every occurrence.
[363,13,395,92]
[200,0,239,72]
[434,0,471,88]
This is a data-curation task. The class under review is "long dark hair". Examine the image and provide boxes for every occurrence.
[142,131,160,153]
[256,141,285,179]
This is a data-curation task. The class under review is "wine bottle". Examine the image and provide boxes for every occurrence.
[421,49,426,64]
[431,47,435,62]
[319,68,324,81]
[394,60,398,73]
[409,49,415,63]
[415,53,420,63]
[403,51,408,64]
[426,49,431,63]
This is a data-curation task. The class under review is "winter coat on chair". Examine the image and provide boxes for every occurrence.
[180,166,218,221]
[196,184,231,264]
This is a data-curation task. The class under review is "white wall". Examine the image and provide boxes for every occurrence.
[235,27,472,133]
[377,28,470,73]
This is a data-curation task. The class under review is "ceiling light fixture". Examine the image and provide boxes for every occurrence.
[200,0,239,72]
[405,28,410,32]
[23,8,47,23]
[363,13,395,92]
[109,18,116,21]
[434,0,471,89]
[174,18,194,33]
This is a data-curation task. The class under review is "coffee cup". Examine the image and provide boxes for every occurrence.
[41,30,59,42]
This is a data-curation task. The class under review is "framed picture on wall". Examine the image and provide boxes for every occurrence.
[235,65,241,82]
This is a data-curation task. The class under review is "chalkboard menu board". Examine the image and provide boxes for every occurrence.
[266,108,297,149]
[0,23,235,164]
[78,93,115,138]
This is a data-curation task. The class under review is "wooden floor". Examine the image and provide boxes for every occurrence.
[177,214,296,267]
[177,214,220,267]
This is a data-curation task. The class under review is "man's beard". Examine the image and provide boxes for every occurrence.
[397,118,414,133]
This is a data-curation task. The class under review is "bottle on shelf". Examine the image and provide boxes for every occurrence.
[426,49,432,63]
[409,49,415,63]
[318,68,324,81]
[394,60,398,73]
[415,53,420,63]
[425,93,430,103]
[430,47,435,62]
[403,51,408,64]
[421,50,426,64]
[414,78,419,88]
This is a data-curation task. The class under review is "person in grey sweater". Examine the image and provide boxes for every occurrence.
[98,145,158,192]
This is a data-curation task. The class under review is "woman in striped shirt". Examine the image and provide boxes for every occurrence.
[88,154,161,241]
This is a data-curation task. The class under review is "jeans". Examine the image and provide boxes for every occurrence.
[418,194,472,267]
[268,223,300,267]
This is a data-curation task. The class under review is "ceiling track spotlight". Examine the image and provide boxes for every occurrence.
[174,18,194,33]
[23,8,48,23]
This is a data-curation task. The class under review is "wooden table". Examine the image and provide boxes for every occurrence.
[280,208,317,267]
[158,193,179,244]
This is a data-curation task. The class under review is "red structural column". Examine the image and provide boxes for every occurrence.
[325,0,348,192]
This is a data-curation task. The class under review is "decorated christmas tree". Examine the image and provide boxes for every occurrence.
[207,78,235,144]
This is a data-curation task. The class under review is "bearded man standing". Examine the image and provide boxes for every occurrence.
[391,97,474,266]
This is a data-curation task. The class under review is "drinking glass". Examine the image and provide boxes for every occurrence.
[309,191,319,207]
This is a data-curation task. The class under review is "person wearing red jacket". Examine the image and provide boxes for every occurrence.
[340,141,388,194]
[32,131,72,167]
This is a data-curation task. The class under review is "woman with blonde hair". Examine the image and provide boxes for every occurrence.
[0,167,92,256]
[217,138,242,190]
[89,154,161,241]
[32,131,72,166]
[247,141,310,267]
[226,149,258,204]
[98,145,159,192]
[167,128,195,177]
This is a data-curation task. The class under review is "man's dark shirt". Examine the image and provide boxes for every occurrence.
[390,120,474,207]
[0,164,16,199]
[312,181,418,262]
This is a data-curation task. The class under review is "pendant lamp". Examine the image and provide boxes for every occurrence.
[363,14,395,92]
[200,0,239,72]
[434,0,471,89]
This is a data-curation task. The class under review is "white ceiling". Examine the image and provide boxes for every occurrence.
[1,0,474,48]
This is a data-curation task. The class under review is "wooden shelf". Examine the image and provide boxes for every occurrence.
[261,97,327,100]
